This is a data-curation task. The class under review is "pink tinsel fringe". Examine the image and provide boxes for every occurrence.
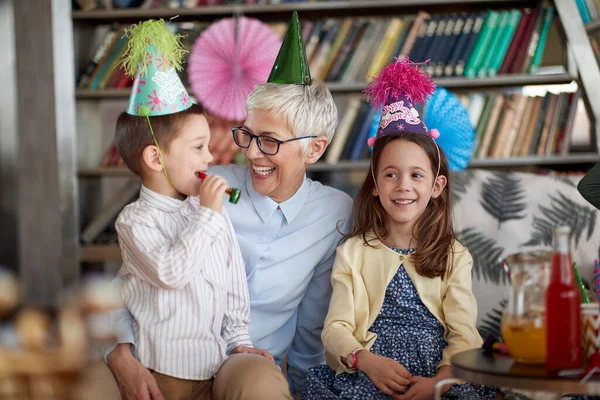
[364,57,436,108]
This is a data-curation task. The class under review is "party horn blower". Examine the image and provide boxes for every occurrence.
[195,172,241,204]
[573,262,590,304]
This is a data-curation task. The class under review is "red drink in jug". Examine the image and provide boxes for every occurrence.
[546,226,583,370]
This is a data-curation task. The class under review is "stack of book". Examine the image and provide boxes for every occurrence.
[76,6,556,90]
[76,22,206,91]
[324,89,587,165]
[465,91,586,160]
[573,0,600,24]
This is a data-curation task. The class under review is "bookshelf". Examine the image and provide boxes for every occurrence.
[72,0,538,22]
[74,73,576,99]
[77,153,600,179]
[73,0,600,262]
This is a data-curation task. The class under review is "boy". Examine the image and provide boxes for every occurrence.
[113,19,272,400]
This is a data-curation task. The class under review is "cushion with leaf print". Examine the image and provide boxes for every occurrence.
[450,169,594,341]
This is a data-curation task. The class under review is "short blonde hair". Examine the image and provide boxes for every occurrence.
[246,80,338,149]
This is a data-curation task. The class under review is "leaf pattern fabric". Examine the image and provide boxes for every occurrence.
[450,169,597,334]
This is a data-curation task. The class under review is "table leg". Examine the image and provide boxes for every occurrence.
[433,377,465,400]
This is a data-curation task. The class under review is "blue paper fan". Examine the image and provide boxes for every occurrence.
[422,87,475,171]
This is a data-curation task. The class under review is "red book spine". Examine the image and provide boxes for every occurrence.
[498,11,531,75]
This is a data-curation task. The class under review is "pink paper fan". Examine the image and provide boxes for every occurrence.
[188,17,282,121]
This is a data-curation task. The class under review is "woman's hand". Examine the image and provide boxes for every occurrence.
[107,343,164,400]
[230,345,276,363]
[356,351,411,396]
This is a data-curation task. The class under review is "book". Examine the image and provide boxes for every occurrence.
[77,25,120,88]
[529,7,556,74]
[498,9,531,75]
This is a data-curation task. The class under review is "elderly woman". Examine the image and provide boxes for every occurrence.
[104,15,353,400]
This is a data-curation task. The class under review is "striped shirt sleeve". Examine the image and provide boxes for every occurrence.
[221,212,253,353]
[116,206,228,290]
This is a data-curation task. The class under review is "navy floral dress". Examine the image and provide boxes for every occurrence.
[303,248,495,400]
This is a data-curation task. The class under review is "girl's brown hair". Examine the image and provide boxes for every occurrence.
[346,132,454,278]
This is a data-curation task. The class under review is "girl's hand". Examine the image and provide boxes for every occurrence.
[393,376,436,400]
[356,351,411,396]
[230,345,276,363]
[394,374,453,400]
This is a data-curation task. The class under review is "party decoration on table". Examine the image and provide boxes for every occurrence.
[188,16,281,121]
[498,257,512,283]
[267,11,311,85]
[196,171,241,204]
[595,259,600,303]
[422,87,476,171]
[573,262,590,304]
[580,304,600,383]
[481,333,508,356]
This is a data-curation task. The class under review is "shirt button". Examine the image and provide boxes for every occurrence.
[399,255,405,262]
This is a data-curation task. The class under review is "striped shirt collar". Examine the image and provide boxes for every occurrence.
[139,185,194,213]
[245,171,310,224]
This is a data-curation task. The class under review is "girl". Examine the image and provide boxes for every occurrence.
[303,59,496,400]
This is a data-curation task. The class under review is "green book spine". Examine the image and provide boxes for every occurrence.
[464,11,499,78]
[474,95,495,155]
[489,10,522,77]
[477,11,509,78]
[529,7,556,74]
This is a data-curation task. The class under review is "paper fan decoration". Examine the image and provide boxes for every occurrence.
[188,17,282,121]
[422,87,475,171]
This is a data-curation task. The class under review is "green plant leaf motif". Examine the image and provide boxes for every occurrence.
[477,298,507,341]
[479,173,527,228]
[457,228,507,285]
[523,192,597,248]
[450,170,475,206]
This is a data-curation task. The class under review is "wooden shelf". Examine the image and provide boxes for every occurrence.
[78,154,599,178]
[469,153,600,167]
[80,244,122,262]
[79,167,131,177]
[586,19,600,34]
[75,74,575,100]
[72,0,535,22]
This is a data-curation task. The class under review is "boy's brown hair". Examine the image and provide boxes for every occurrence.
[346,132,455,279]
[115,103,206,176]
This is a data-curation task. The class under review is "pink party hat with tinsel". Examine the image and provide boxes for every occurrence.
[364,58,438,147]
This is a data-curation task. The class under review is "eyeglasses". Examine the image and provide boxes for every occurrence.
[232,127,317,156]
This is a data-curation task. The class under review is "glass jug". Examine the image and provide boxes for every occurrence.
[500,251,551,364]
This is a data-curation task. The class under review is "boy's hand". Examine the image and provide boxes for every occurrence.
[108,343,165,400]
[356,351,411,396]
[393,376,439,400]
[230,345,275,363]
[199,174,228,213]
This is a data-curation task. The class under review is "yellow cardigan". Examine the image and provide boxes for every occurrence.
[321,234,482,375]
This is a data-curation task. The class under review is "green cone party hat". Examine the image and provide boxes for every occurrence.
[120,19,192,117]
[267,11,311,85]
